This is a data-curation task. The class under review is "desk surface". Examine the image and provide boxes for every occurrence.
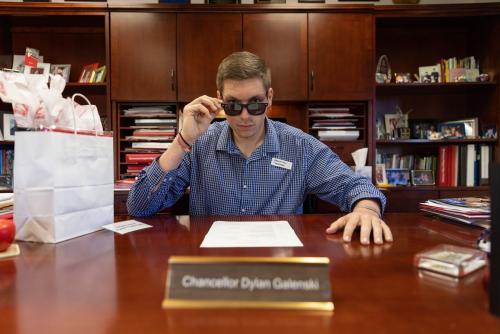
[0,213,498,334]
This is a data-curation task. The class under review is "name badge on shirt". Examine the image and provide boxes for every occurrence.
[271,158,292,170]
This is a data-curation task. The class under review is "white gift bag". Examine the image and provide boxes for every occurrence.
[13,95,114,243]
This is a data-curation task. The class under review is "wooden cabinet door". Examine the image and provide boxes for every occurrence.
[177,13,242,102]
[309,13,374,100]
[110,13,176,101]
[243,13,308,101]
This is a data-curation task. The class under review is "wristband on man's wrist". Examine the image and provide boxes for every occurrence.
[355,205,381,218]
[176,132,192,152]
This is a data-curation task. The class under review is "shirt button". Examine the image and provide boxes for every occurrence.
[241,209,246,213]
[169,177,173,181]
[243,185,247,189]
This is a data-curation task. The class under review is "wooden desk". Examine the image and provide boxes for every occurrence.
[1,213,498,333]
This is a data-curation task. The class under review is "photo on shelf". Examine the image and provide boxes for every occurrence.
[12,55,25,73]
[24,63,51,83]
[384,113,408,139]
[439,122,466,139]
[443,118,478,138]
[482,124,497,139]
[3,113,16,141]
[78,63,99,83]
[418,64,441,83]
[50,64,71,82]
[411,170,435,186]
[386,168,410,186]
[410,120,437,139]
[375,164,388,186]
[93,65,107,83]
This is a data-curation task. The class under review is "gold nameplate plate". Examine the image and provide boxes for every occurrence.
[162,256,333,311]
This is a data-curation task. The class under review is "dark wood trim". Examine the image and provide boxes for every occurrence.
[0,2,107,15]
[375,3,500,17]
[107,4,375,13]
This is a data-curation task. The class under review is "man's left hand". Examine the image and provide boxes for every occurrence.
[326,210,393,245]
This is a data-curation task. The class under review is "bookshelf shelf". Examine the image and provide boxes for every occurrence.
[378,185,489,192]
[376,81,497,94]
[377,138,497,145]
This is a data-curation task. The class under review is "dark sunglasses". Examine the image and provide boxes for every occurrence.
[221,101,269,116]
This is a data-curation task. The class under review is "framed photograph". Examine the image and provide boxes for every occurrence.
[93,65,107,83]
[12,55,25,72]
[439,122,466,139]
[410,120,437,139]
[3,113,16,141]
[418,65,441,83]
[24,62,51,82]
[481,124,497,139]
[411,170,435,186]
[384,113,408,139]
[443,118,478,138]
[50,64,71,82]
[78,63,99,83]
[386,168,410,186]
[375,164,388,186]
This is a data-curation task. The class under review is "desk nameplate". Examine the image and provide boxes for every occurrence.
[163,256,333,311]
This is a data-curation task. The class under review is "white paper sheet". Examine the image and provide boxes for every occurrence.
[102,220,152,235]
[200,220,303,248]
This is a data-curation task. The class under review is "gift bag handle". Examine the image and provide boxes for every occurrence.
[71,93,98,136]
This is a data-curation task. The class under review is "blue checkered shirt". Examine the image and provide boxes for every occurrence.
[127,119,386,216]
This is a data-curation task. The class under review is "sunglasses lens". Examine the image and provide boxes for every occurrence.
[248,103,267,115]
[223,103,241,116]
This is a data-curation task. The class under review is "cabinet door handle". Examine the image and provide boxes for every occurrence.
[310,71,314,91]
[170,69,175,91]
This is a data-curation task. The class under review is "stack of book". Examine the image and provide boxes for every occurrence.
[114,179,135,192]
[419,197,490,228]
[309,107,360,141]
[0,192,13,219]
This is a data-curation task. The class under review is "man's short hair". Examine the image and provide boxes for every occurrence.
[216,51,271,95]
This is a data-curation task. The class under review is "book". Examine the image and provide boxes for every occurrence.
[131,142,171,149]
[419,196,490,228]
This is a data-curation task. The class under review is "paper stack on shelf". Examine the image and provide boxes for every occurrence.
[419,197,490,228]
[309,107,361,141]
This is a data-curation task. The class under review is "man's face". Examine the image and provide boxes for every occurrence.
[218,78,273,144]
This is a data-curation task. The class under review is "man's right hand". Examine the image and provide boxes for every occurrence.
[180,95,222,144]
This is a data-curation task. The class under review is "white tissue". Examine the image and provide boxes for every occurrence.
[351,148,372,181]
[0,71,102,132]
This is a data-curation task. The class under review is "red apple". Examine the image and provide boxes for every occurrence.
[0,219,15,252]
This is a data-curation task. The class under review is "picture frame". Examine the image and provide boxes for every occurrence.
[93,65,107,83]
[443,118,478,138]
[78,63,99,83]
[411,170,435,186]
[50,64,71,82]
[410,120,437,139]
[418,65,441,83]
[384,113,408,139]
[439,122,466,139]
[3,113,16,141]
[375,164,388,186]
[481,124,497,139]
[24,62,51,83]
[12,55,25,72]
[386,168,410,186]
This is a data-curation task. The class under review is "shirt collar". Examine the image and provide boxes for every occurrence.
[216,118,280,155]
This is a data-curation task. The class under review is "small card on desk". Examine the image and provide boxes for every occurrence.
[102,220,152,235]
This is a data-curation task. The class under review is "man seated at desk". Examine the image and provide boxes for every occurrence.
[127,51,393,245]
